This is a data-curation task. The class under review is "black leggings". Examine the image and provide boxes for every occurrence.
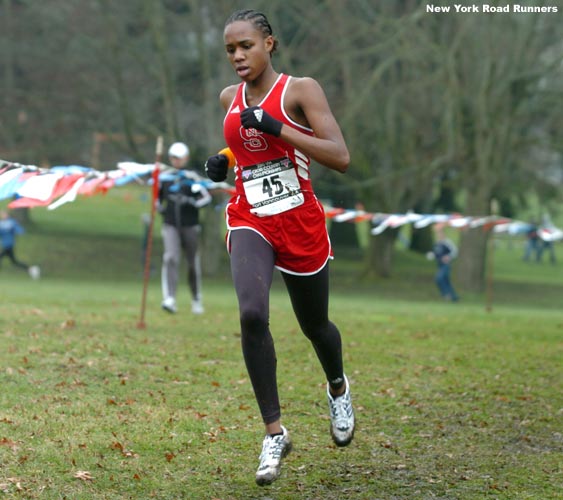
[229,229,343,424]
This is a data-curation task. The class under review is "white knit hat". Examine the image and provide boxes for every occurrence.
[168,142,190,158]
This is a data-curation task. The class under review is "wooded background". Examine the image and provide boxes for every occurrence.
[1,0,562,290]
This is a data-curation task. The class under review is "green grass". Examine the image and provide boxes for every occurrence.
[0,188,562,499]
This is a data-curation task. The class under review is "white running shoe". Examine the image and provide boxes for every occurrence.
[327,374,355,446]
[28,265,41,280]
[161,297,177,314]
[255,426,292,486]
[191,299,204,314]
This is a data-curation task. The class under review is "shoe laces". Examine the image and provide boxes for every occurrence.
[329,391,352,426]
[259,433,286,465]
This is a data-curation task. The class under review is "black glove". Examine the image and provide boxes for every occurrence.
[205,154,229,182]
[240,106,283,137]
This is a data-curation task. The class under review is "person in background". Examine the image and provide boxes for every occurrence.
[536,213,557,265]
[537,238,557,264]
[522,221,541,262]
[427,223,459,302]
[0,210,40,279]
[205,9,355,486]
[158,142,211,314]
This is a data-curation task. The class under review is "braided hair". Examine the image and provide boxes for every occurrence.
[225,9,279,54]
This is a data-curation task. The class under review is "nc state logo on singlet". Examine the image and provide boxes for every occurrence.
[240,126,268,153]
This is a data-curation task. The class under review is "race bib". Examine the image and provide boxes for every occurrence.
[241,157,304,216]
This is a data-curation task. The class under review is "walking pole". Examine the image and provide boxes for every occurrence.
[137,136,163,329]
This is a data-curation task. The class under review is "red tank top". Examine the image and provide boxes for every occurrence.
[223,73,316,207]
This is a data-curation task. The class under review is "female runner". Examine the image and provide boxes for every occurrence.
[205,9,355,486]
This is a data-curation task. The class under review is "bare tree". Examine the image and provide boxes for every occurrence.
[3,0,562,283]
[440,13,563,291]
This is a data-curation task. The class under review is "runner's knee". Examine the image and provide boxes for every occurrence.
[240,306,269,338]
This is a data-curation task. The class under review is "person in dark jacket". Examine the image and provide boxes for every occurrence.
[159,142,211,314]
[427,223,459,302]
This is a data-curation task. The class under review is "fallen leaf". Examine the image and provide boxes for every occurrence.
[74,471,93,481]
[0,438,18,451]
[60,319,76,329]
[7,478,23,492]
[110,441,124,452]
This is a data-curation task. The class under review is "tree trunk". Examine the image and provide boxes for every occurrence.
[366,228,398,278]
[190,0,225,276]
[1,0,15,151]
[455,228,489,292]
[454,189,490,292]
[98,1,140,159]
[146,0,179,142]
[410,226,433,254]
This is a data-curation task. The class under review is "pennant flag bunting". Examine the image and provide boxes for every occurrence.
[0,167,26,200]
[0,158,236,210]
[1,158,561,242]
[48,176,86,210]
[322,205,562,242]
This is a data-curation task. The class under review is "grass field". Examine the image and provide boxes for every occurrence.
[0,188,562,499]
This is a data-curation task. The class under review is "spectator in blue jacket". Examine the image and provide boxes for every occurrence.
[0,210,40,279]
[522,222,541,262]
[427,223,459,302]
